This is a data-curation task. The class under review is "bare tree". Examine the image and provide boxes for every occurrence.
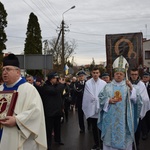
[49,38,77,65]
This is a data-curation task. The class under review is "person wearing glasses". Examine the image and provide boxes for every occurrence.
[142,72,150,98]
[97,56,142,150]
[129,69,150,150]
[82,67,106,150]
[0,53,47,150]
[140,72,150,141]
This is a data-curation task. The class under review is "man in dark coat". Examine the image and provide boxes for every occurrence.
[39,72,64,150]
[74,70,87,133]
[70,76,77,110]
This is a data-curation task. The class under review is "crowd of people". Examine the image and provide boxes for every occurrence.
[0,53,150,150]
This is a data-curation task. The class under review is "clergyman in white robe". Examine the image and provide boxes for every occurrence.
[0,82,47,150]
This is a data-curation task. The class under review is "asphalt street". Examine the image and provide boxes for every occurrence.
[51,109,150,150]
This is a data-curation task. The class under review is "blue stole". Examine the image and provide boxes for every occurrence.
[0,78,26,141]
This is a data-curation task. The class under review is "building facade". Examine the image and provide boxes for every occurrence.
[143,39,150,72]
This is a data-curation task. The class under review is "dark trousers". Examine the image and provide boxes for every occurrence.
[87,118,92,130]
[64,102,70,122]
[141,110,150,136]
[89,118,103,148]
[135,119,141,146]
[141,116,148,136]
[77,106,85,131]
[45,116,61,150]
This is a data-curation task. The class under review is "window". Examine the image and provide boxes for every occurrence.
[145,50,150,59]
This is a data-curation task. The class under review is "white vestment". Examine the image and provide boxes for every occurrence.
[133,80,150,119]
[0,82,47,150]
[82,78,106,119]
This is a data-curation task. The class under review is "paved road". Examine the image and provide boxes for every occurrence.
[51,109,150,150]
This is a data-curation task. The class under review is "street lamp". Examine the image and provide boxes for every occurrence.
[62,6,75,20]
[61,6,75,75]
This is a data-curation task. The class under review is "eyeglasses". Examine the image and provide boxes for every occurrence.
[2,67,19,72]
[27,79,32,81]
[131,74,138,76]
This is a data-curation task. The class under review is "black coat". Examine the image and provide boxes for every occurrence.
[39,80,64,117]
[74,81,85,107]
[70,81,77,103]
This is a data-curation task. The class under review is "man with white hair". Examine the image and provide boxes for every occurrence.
[26,75,34,85]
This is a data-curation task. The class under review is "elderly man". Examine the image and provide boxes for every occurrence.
[26,75,34,85]
[98,56,142,150]
[0,53,47,150]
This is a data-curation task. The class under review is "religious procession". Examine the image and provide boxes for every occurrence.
[1,1,150,149]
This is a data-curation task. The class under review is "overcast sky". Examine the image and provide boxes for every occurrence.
[1,0,150,65]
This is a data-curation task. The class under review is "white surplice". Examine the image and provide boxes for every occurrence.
[0,82,47,150]
[133,80,150,119]
[82,78,106,119]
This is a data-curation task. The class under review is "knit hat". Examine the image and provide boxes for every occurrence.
[3,53,19,67]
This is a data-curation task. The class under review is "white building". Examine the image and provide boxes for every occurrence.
[143,39,150,72]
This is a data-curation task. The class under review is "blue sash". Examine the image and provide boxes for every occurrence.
[0,78,26,141]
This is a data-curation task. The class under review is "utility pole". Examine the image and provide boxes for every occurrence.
[43,40,49,55]
[145,24,147,39]
[61,6,75,75]
[54,30,62,51]
[43,40,49,80]
[61,19,65,75]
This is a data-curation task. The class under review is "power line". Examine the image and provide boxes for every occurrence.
[67,37,104,45]
[22,0,57,29]
[71,16,150,24]
[35,0,60,26]
[42,0,61,22]
[30,0,58,27]
[8,35,25,39]
[70,31,104,36]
